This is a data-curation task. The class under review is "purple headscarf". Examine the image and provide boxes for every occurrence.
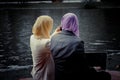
[61,13,79,37]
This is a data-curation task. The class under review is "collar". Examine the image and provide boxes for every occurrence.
[60,30,75,36]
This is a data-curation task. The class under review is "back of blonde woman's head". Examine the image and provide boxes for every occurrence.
[32,15,53,39]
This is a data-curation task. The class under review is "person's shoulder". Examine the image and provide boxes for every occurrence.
[30,35,34,38]
[30,35,34,40]
[80,40,84,44]
[74,37,84,42]
[45,38,50,42]
[73,37,84,45]
[51,33,61,39]
[45,39,50,48]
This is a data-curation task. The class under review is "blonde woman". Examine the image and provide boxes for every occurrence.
[30,15,58,80]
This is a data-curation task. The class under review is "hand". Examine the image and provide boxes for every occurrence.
[93,66,102,72]
[53,25,62,34]
[55,26,62,33]
[51,26,62,37]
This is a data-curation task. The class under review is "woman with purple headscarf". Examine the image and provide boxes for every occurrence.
[50,13,87,80]
[50,13,111,80]
[61,13,80,37]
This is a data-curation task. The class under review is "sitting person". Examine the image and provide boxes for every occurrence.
[50,13,111,80]
[30,15,56,80]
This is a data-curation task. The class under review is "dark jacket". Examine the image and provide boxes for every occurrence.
[50,30,89,80]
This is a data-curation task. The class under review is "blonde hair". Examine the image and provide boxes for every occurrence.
[32,15,53,39]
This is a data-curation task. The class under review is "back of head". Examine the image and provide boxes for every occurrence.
[32,15,53,39]
[61,13,79,37]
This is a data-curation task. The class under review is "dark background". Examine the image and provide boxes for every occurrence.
[0,0,120,80]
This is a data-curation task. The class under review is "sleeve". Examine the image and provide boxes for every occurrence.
[30,35,32,49]
[75,40,85,53]
[45,40,50,49]
[30,35,33,51]
[74,40,91,70]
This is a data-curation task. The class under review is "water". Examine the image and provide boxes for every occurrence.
[0,2,120,80]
